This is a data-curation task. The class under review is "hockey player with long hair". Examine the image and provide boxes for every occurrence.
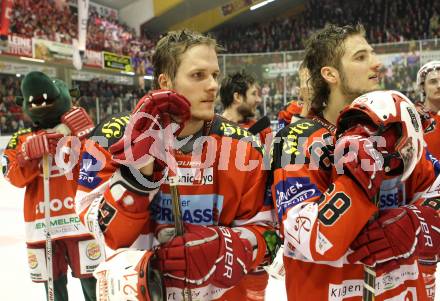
[271,24,440,300]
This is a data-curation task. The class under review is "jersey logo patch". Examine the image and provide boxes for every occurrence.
[79,152,103,189]
[164,167,214,186]
[275,177,320,221]
[151,193,224,225]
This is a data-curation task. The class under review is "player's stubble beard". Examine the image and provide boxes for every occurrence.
[236,99,255,121]
[339,69,380,103]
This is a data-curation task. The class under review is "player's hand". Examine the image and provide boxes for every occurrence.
[347,205,440,272]
[155,224,253,289]
[415,102,436,134]
[17,132,63,166]
[334,123,400,200]
[109,90,191,170]
[61,107,94,140]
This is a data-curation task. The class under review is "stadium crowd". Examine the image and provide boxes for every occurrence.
[214,0,440,53]
[8,0,440,56]
[0,75,30,134]
[2,0,439,132]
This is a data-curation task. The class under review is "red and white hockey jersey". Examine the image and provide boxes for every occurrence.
[271,117,439,300]
[3,128,91,244]
[75,114,275,300]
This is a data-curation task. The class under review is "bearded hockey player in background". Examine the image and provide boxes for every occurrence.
[220,70,272,146]
[271,24,440,300]
[2,71,99,301]
[415,60,440,300]
[75,29,276,301]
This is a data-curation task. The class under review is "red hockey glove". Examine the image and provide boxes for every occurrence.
[61,107,94,140]
[109,90,191,169]
[17,132,64,167]
[155,224,253,289]
[334,124,400,200]
[348,205,440,272]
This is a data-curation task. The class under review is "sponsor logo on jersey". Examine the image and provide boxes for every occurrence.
[328,263,418,300]
[164,167,214,186]
[282,121,315,155]
[79,152,103,189]
[100,115,130,139]
[378,179,403,209]
[35,197,75,214]
[151,193,224,225]
[35,216,81,229]
[28,252,38,269]
[406,107,420,132]
[86,241,101,261]
[275,177,320,220]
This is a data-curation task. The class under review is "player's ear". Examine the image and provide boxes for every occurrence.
[158,74,171,90]
[233,92,243,104]
[321,66,338,85]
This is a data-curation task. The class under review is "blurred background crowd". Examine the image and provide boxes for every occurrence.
[1,0,440,133]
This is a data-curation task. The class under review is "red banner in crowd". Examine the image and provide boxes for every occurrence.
[3,35,33,57]
[0,0,13,37]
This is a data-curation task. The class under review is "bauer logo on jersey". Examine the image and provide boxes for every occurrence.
[79,152,103,189]
[275,177,320,220]
[151,193,224,225]
[164,167,214,186]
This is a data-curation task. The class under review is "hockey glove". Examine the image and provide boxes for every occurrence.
[17,132,63,167]
[109,90,191,170]
[348,205,440,271]
[334,123,401,200]
[155,224,253,289]
[61,106,94,140]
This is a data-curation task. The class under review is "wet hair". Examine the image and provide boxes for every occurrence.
[152,29,221,89]
[219,70,256,108]
[303,23,366,113]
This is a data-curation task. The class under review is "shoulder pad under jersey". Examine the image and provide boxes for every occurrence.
[210,114,264,154]
[89,111,131,149]
[6,128,32,150]
[272,119,333,169]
